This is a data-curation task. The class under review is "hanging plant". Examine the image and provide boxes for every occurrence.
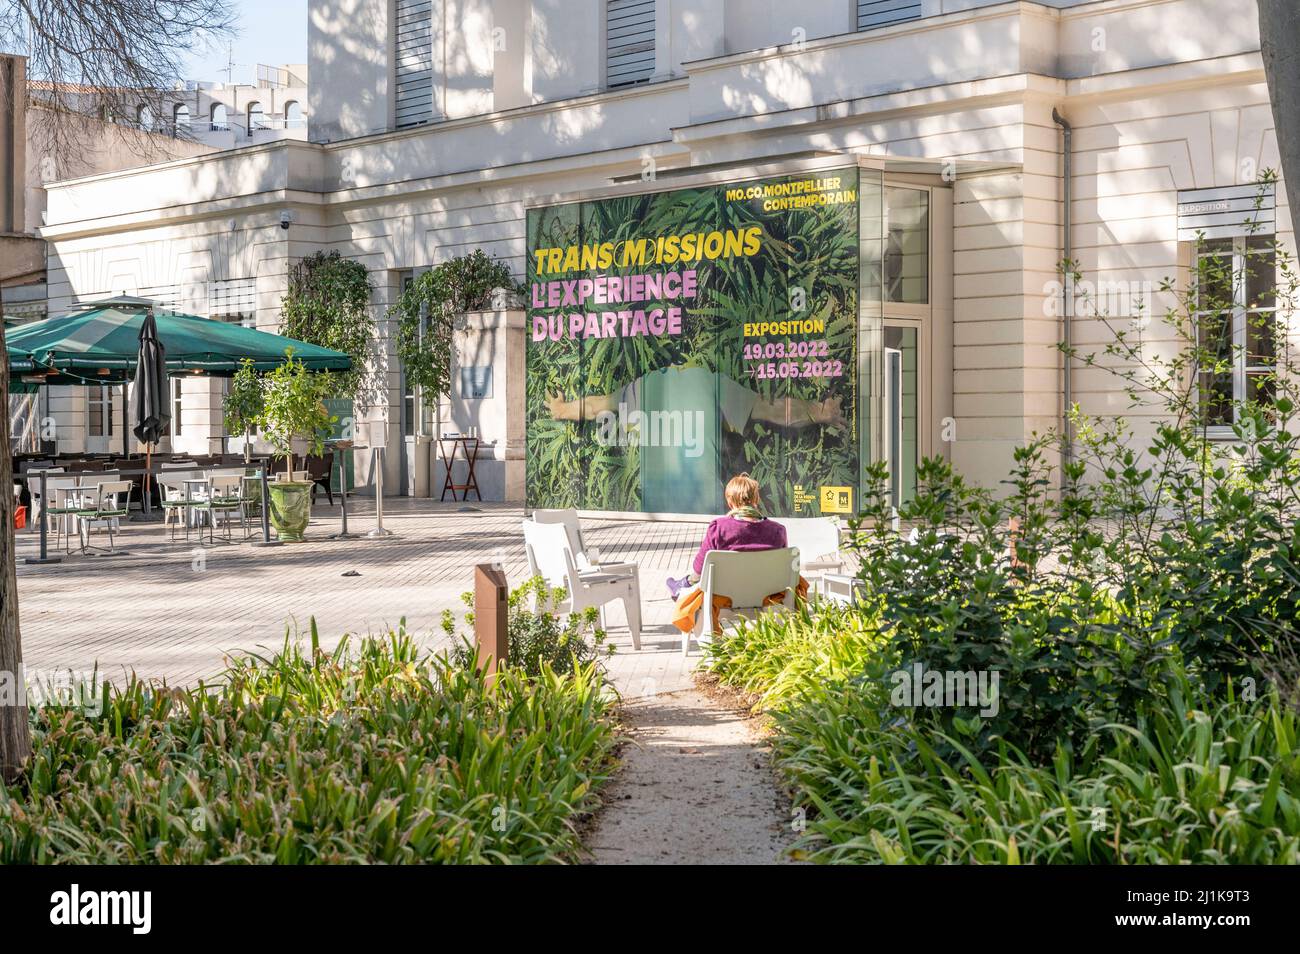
[389,250,521,400]
[280,250,375,401]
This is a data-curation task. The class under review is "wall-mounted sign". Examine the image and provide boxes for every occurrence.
[460,366,493,399]
[1177,184,1275,241]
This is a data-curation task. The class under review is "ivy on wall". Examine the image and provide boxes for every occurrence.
[388,250,522,401]
[280,250,376,401]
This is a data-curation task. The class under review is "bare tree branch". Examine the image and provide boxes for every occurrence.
[1,0,235,170]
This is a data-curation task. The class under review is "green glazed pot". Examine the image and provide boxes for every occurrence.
[267,480,313,542]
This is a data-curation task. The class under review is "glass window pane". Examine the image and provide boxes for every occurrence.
[883,187,928,304]
[1198,371,1233,427]
[1246,310,1274,366]
[1196,252,1234,310]
[88,392,103,437]
[1246,248,1276,310]
[1196,310,1233,365]
[1246,370,1274,407]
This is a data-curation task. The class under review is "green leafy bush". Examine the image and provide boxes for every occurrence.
[705,608,1300,864]
[0,623,616,864]
[444,575,612,678]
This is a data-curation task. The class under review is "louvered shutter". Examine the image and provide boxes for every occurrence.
[607,0,656,89]
[395,0,434,127]
[856,0,923,30]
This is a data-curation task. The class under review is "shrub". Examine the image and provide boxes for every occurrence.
[0,622,617,864]
[707,604,1300,864]
[444,575,612,678]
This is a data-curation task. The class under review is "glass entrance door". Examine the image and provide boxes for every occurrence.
[883,325,917,509]
[885,346,902,509]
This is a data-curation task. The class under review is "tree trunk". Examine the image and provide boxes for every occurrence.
[1258,1,1300,215]
[0,281,32,783]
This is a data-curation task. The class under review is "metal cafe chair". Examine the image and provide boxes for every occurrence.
[158,471,201,541]
[239,473,264,537]
[25,467,65,529]
[75,480,134,554]
[194,473,246,543]
[43,478,83,553]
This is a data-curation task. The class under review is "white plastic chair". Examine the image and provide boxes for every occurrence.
[531,508,639,577]
[690,546,800,656]
[772,517,846,599]
[523,519,642,649]
[771,517,843,571]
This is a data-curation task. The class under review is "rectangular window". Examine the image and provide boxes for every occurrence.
[172,378,184,437]
[88,385,113,438]
[1195,235,1277,434]
[394,0,434,128]
[209,278,256,327]
[857,0,923,31]
[884,187,929,304]
[607,0,655,89]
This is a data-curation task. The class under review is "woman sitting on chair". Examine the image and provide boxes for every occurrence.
[668,473,786,598]
[670,474,803,634]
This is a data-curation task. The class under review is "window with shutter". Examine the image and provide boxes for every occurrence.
[856,0,923,30]
[394,0,434,127]
[607,0,655,89]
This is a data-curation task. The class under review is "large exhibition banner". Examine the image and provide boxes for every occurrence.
[525,168,860,516]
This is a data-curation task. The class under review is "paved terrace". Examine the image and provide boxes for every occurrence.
[14,500,704,699]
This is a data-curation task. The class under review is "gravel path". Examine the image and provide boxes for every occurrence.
[585,686,797,864]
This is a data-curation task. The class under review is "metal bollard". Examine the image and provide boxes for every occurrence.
[252,459,281,547]
[25,469,62,565]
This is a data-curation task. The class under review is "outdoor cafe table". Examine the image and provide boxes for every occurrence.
[437,434,483,502]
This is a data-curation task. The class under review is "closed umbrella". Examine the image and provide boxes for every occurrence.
[132,309,169,513]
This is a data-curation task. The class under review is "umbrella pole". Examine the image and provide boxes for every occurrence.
[143,446,152,516]
[121,382,128,457]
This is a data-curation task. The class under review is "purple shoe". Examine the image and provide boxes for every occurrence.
[666,575,691,600]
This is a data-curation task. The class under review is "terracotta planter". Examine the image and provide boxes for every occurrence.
[267,480,312,542]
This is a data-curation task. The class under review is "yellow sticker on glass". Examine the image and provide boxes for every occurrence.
[820,486,853,514]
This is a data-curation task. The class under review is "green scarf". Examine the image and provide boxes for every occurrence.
[728,505,764,521]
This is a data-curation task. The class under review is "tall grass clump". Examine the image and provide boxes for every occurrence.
[0,621,617,864]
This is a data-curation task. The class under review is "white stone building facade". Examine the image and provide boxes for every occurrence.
[35,0,1294,500]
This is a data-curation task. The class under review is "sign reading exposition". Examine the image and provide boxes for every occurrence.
[525,168,860,516]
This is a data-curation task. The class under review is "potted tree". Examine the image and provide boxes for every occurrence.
[259,350,334,541]
[223,358,264,464]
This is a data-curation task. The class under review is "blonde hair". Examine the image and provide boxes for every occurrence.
[724,473,761,510]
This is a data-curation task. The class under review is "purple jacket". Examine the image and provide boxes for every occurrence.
[692,516,788,577]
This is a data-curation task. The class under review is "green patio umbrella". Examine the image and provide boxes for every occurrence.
[6,297,351,389]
